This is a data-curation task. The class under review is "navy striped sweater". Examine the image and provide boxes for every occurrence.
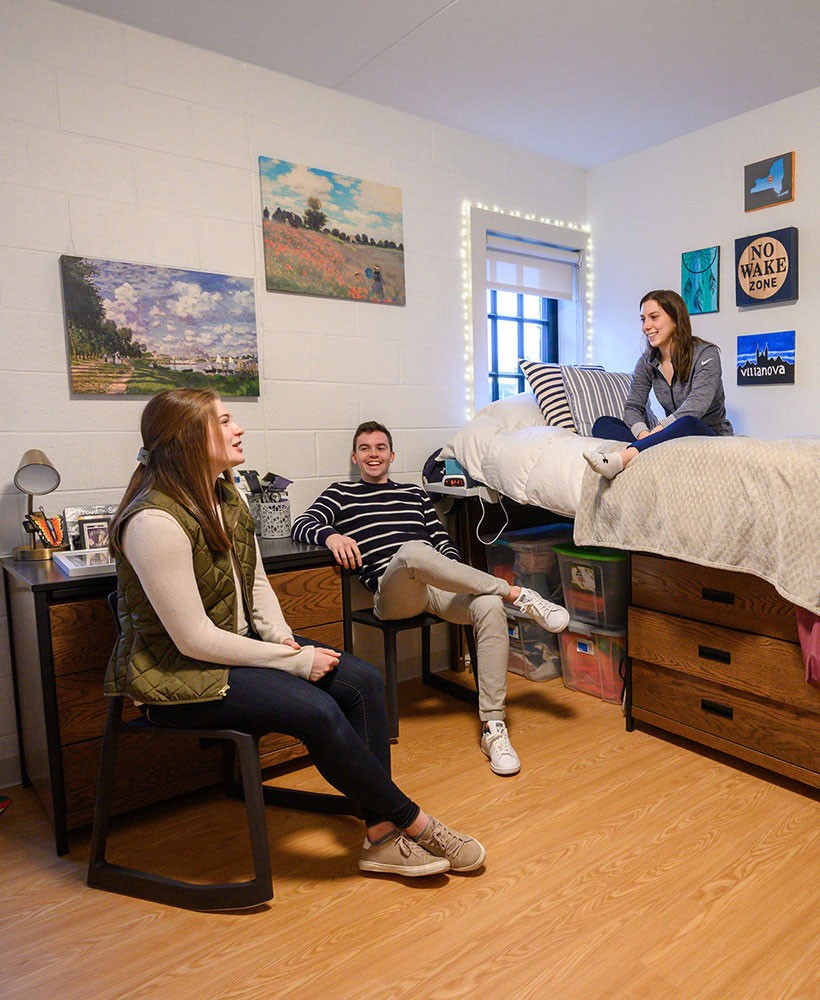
[291,480,461,592]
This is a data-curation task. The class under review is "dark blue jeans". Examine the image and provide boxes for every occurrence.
[591,414,716,452]
[145,640,419,830]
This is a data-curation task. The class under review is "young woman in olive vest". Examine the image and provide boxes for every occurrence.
[107,388,484,878]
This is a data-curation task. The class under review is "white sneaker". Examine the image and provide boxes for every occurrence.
[481,721,521,776]
[513,587,570,632]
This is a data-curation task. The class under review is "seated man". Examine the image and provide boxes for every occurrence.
[292,420,570,777]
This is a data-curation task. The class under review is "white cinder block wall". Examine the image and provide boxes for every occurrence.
[0,0,587,786]
[588,86,820,437]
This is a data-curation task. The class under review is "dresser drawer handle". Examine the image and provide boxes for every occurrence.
[701,587,735,605]
[698,644,731,665]
[701,699,733,720]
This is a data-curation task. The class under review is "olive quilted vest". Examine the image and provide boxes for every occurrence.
[104,480,258,704]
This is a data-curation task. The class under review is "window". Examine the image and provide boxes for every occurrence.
[487,289,558,400]
[466,206,589,414]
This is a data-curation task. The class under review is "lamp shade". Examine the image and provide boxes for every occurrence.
[14,449,60,496]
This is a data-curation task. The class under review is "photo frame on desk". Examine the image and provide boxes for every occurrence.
[53,548,116,577]
[63,504,118,550]
[78,515,112,550]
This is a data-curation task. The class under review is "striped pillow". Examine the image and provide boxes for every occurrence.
[519,360,602,432]
[561,366,632,437]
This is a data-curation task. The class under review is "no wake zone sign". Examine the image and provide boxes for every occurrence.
[734,226,798,307]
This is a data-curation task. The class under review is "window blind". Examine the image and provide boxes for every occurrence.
[485,231,581,301]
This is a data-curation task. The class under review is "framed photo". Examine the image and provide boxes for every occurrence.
[744,152,795,212]
[54,548,115,578]
[681,246,719,315]
[63,504,118,550]
[78,515,112,550]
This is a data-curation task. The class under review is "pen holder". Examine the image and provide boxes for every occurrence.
[248,496,291,538]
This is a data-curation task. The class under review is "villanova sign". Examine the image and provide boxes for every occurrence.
[737,331,795,386]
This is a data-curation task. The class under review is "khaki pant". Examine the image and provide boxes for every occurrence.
[373,541,511,721]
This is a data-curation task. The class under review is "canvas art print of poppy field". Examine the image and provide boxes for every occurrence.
[259,157,406,305]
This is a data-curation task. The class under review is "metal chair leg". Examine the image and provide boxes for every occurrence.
[383,629,400,740]
[87,696,124,875]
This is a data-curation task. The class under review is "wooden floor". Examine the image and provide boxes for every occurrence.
[1,673,819,1000]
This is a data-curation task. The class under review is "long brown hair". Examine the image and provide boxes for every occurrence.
[640,289,704,382]
[109,388,231,557]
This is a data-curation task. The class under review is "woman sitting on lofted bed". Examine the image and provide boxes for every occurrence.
[583,289,733,480]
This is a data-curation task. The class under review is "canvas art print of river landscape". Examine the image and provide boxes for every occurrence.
[60,255,259,396]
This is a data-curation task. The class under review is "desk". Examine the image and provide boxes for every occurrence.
[2,538,342,855]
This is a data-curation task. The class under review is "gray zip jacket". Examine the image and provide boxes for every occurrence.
[623,339,733,436]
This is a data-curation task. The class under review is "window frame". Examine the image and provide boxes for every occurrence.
[467,206,590,414]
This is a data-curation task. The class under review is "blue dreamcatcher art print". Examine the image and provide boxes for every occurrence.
[681,246,719,315]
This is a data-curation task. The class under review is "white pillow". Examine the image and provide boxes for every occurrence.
[475,390,546,430]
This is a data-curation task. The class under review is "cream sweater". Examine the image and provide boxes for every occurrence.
[122,508,315,679]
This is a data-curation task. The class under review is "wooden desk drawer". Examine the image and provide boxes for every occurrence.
[631,554,798,642]
[50,599,118,675]
[62,732,224,829]
[632,661,820,777]
[57,669,140,744]
[268,565,341,630]
[628,607,815,712]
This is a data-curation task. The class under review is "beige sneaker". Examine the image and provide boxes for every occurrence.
[414,818,486,872]
[359,830,450,877]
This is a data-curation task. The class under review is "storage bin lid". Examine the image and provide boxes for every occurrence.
[565,618,627,637]
[489,523,573,550]
[554,543,628,562]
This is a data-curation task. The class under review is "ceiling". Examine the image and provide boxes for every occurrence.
[57,0,820,168]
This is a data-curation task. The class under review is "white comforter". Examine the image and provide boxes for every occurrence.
[440,392,596,516]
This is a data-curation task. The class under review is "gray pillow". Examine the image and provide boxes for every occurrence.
[561,366,633,437]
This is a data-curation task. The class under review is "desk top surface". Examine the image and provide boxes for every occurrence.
[2,536,332,595]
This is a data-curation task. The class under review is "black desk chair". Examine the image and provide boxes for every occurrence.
[87,593,360,911]
[342,571,478,740]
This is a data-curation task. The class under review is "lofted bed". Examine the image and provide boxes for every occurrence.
[441,386,820,787]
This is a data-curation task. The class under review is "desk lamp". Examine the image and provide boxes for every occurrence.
[13,449,61,561]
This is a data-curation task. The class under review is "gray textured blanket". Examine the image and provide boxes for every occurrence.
[573,435,820,615]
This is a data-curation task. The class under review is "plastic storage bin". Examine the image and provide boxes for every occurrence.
[554,543,629,629]
[506,608,562,682]
[485,523,573,599]
[559,619,626,703]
